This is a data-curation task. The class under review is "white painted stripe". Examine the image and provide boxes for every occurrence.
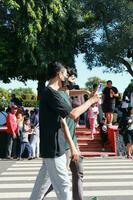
[77,170,133,174]
[16,159,131,164]
[0,183,34,188]
[1,181,133,189]
[15,158,132,162]
[0,192,56,199]
[83,163,133,166]
[83,181,133,187]
[3,170,133,175]
[28,189,133,197]
[2,171,72,176]
[85,190,133,196]
[12,162,133,167]
[7,167,40,171]
[82,175,133,179]
[0,177,36,181]
[0,193,31,199]
[83,159,132,162]
[12,162,133,169]
[12,164,41,167]
[2,171,38,175]
[6,165,133,171]
[16,161,42,164]
[1,190,133,198]
[2,174,133,181]
[83,166,133,169]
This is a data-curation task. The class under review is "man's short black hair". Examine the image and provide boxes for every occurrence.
[66,67,77,78]
[107,80,112,84]
[47,61,65,80]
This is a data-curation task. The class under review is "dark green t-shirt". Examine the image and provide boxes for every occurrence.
[59,91,77,150]
[39,87,72,158]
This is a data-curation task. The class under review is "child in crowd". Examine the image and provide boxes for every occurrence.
[30,108,40,159]
[18,117,33,160]
[88,103,99,139]
[16,113,24,158]
[99,117,108,151]
[123,107,133,159]
[17,113,24,134]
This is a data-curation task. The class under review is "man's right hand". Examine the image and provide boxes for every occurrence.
[71,147,80,161]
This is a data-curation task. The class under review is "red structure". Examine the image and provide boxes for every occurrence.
[76,125,118,157]
[0,125,118,157]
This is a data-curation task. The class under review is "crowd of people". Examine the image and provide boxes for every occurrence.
[85,80,119,150]
[90,80,133,157]
[0,101,39,160]
[0,61,133,200]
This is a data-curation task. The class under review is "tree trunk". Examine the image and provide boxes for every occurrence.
[119,57,133,77]
[37,80,46,100]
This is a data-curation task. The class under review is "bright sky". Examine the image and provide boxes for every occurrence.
[75,55,132,93]
[0,54,132,94]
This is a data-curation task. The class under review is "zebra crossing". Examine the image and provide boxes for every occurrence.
[1,157,133,200]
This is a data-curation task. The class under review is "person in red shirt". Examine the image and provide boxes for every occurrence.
[6,104,19,159]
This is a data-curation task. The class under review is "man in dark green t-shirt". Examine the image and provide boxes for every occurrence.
[60,90,83,200]
[64,67,84,200]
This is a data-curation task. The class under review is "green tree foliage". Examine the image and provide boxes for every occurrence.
[0,0,42,82]
[0,88,9,100]
[0,0,132,92]
[0,87,36,102]
[0,87,37,107]
[0,0,82,83]
[85,76,106,91]
[11,87,36,100]
[80,0,133,76]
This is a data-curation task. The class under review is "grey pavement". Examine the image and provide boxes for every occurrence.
[0,159,14,174]
[0,157,133,200]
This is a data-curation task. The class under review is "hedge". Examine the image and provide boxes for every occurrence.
[22,100,37,107]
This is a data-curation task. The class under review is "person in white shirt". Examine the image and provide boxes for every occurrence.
[87,103,99,139]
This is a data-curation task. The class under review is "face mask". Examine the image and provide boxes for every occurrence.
[61,78,69,88]
[66,81,75,90]
[61,78,75,90]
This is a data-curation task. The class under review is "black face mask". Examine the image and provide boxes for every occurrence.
[61,78,69,88]
[61,79,75,90]
[66,81,75,90]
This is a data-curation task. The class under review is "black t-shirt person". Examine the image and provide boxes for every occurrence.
[102,86,118,113]
[39,86,72,158]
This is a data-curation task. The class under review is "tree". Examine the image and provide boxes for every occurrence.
[0,0,82,87]
[0,0,85,98]
[1,0,132,92]
[11,87,36,100]
[85,76,106,91]
[0,87,37,107]
[123,79,133,100]
[80,0,133,76]
[0,88,9,100]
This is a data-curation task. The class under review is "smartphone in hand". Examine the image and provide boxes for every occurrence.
[97,83,103,94]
